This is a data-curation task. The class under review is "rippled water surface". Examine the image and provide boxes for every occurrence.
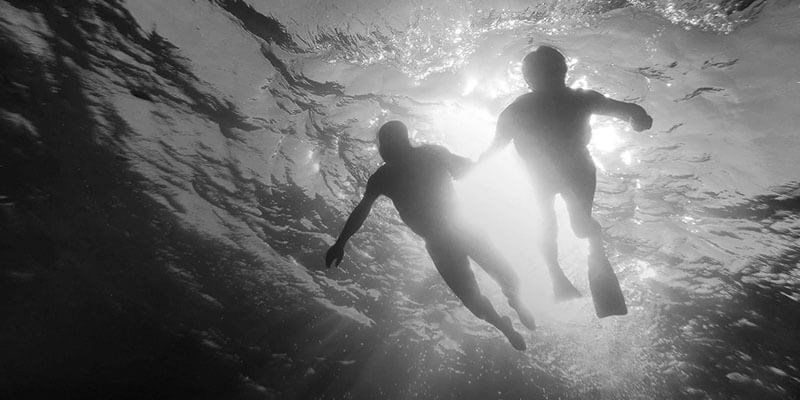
[1,0,799,398]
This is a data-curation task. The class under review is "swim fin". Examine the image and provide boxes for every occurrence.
[587,254,628,318]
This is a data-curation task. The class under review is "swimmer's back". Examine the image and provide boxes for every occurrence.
[499,88,604,159]
[372,145,462,238]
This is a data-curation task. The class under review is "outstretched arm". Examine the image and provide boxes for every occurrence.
[587,90,653,132]
[326,174,382,268]
[444,150,475,180]
[478,111,513,163]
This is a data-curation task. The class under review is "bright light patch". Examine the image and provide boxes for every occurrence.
[506,62,526,91]
[432,101,595,321]
[566,57,579,68]
[484,78,514,99]
[461,76,478,96]
[454,148,548,309]
[461,65,524,99]
[434,103,495,158]
[640,267,657,279]
[630,259,657,280]
[681,215,698,225]
[455,153,592,320]
[590,123,624,153]
[570,75,589,89]
[621,150,634,165]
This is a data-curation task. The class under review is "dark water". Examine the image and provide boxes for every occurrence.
[1,0,799,399]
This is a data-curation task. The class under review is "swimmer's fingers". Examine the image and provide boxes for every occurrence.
[325,245,345,268]
[632,114,653,132]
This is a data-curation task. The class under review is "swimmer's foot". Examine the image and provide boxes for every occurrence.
[497,316,526,351]
[588,255,628,318]
[508,299,536,331]
[552,276,581,302]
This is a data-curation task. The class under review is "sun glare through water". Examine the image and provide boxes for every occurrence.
[590,121,625,153]
[431,68,645,323]
[435,97,595,322]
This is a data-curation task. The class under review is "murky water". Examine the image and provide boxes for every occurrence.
[1,0,799,398]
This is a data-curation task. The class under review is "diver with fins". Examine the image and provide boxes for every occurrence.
[480,45,653,317]
[325,46,653,350]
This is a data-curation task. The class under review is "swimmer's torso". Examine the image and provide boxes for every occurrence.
[499,88,600,177]
[372,145,459,239]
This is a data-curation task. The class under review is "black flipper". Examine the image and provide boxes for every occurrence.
[588,254,628,318]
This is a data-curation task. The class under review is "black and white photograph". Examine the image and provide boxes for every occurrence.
[1,0,798,398]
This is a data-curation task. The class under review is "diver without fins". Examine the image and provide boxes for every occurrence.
[480,45,653,318]
[326,121,534,351]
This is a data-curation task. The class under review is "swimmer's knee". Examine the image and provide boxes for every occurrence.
[460,294,492,319]
[502,286,520,303]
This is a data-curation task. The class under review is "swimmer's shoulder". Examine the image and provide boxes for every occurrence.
[509,92,540,109]
[418,143,449,154]
[572,87,606,105]
[500,92,540,120]
[369,164,390,185]
[415,143,453,163]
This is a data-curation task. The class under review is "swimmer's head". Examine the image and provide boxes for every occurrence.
[377,120,411,163]
[522,45,567,90]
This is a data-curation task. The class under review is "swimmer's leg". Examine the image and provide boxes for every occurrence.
[562,165,627,318]
[534,191,581,302]
[561,163,603,253]
[426,240,526,350]
[459,230,536,330]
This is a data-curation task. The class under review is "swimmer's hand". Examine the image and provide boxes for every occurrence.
[631,112,653,132]
[325,243,345,268]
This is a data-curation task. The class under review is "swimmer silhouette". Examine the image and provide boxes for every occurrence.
[326,121,534,350]
[480,46,653,317]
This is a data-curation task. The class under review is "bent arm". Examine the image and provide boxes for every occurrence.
[588,91,653,131]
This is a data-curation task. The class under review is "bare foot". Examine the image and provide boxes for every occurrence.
[508,299,536,331]
[499,316,526,351]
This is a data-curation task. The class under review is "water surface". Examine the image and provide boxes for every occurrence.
[1,0,799,398]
